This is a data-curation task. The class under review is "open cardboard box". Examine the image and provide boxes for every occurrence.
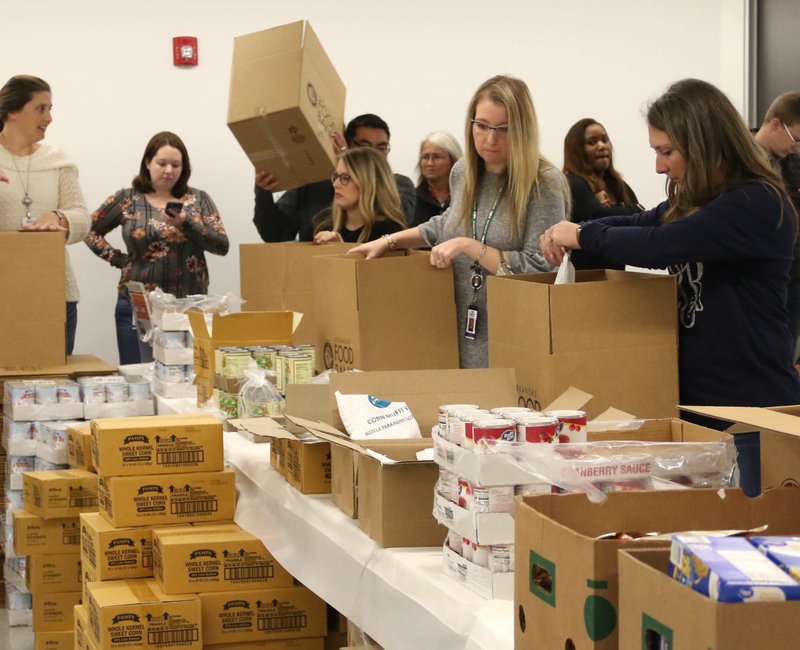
[514,487,800,650]
[188,309,298,405]
[227,20,345,192]
[231,415,332,494]
[240,242,354,367]
[312,252,459,372]
[682,405,800,492]
[488,269,678,419]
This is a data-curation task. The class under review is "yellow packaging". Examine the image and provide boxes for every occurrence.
[23,469,99,519]
[12,510,80,555]
[91,414,223,477]
[74,605,90,650]
[26,553,82,594]
[200,585,327,645]
[98,469,236,527]
[86,579,201,649]
[80,512,159,584]
[68,424,94,472]
[32,591,82,632]
[153,526,292,594]
[33,630,74,650]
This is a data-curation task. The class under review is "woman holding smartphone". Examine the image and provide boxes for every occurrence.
[85,131,229,364]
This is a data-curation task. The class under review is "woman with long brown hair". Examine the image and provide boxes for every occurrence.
[542,78,800,409]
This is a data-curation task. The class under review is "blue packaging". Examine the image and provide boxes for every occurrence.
[750,536,800,580]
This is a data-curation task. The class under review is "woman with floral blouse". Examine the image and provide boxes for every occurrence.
[85,131,229,364]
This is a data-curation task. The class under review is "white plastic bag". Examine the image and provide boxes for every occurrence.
[335,391,421,440]
[554,252,575,285]
[237,361,284,418]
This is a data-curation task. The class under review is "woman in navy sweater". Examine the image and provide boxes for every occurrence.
[541,78,800,409]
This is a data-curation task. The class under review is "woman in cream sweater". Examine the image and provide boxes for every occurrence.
[0,75,90,355]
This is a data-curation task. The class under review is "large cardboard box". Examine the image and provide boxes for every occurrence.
[287,368,518,519]
[153,526,293,594]
[0,232,65,367]
[32,591,81,632]
[68,424,94,472]
[200,585,327,645]
[618,547,800,648]
[515,488,800,649]
[240,242,354,360]
[98,469,236,527]
[312,253,459,372]
[209,641,324,650]
[488,269,678,419]
[188,310,295,405]
[12,510,80,555]
[26,553,82,594]
[86,579,201,649]
[90,413,223,477]
[227,20,346,192]
[34,629,74,650]
[80,512,156,583]
[23,469,99,519]
[74,605,90,650]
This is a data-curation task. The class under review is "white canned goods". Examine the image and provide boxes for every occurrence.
[34,383,58,404]
[515,483,554,496]
[82,383,107,404]
[461,537,474,562]
[4,419,32,439]
[450,409,490,446]
[515,415,560,444]
[437,468,459,504]
[472,542,490,568]
[490,406,535,418]
[8,383,35,405]
[438,404,480,442]
[447,529,462,553]
[488,544,515,572]
[104,382,129,403]
[56,382,80,403]
[543,409,588,443]
[126,377,152,400]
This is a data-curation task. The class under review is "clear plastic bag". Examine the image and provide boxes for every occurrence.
[237,360,284,418]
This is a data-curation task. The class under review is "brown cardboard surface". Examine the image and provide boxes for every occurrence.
[0,353,114,378]
[23,469,99,519]
[188,310,295,404]
[0,232,65,367]
[619,547,800,649]
[74,605,89,650]
[153,527,292,594]
[12,510,80,555]
[488,270,678,419]
[86,579,201,649]
[80,512,163,583]
[227,21,345,191]
[200,585,327,645]
[98,469,236,527]
[515,487,800,649]
[312,253,459,373]
[90,413,223,476]
[210,640,325,650]
[26,553,82,594]
[67,424,94,472]
[34,629,74,650]
[32,591,81,632]
[240,242,354,358]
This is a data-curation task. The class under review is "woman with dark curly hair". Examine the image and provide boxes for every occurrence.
[85,131,229,364]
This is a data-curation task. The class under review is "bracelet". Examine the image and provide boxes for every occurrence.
[382,233,397,251]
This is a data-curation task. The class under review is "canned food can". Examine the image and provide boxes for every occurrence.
[469,418,516,448]
[488,544,515,572]
[543,409,588,443]
[461,537,474,562]
[447,529,462,553]
[472,484,515,514]
[437,468,459,503]
[452,409,490,446]
[126,377,152,400]
[35,458,67,472]
[515,415,560,443]
[8,456,35,474]
[8,383,35,405]
[104,383,129,403]
[515,483,555,496]
[56,382,80,404]
[472,543,490,568]
[82,383,106,404]
[158,331,186,349]
[490,406,534,418]
[438,403,480,430]
[251,347,277,372]
[284,353,313,387]
[294,344,317,372]
[4,419,32,439]
[457,478,474,510]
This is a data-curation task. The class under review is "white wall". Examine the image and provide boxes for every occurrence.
[2,0,747,365]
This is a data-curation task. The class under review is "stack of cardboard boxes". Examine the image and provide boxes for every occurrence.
[75,412,327,649]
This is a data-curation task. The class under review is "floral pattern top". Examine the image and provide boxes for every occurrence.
[85,187,229,297]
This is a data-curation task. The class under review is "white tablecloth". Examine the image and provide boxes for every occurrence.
[225,431,513,650]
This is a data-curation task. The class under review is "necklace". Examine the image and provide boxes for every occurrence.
[10,154,33,222]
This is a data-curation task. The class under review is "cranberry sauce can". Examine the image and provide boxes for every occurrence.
[515,415,560,443]
[543,409,588,443]
[470,418,517,448]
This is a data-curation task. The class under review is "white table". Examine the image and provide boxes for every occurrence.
[225,431,513,650]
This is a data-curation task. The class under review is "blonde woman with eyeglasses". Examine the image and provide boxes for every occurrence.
[351,74,568,368]
[313,147,406,244]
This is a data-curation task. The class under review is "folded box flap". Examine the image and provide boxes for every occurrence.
[681,405,800,437]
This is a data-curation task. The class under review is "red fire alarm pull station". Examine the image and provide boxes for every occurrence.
[173,36,198,66]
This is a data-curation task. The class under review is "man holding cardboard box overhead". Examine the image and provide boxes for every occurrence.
[252,113,416,242]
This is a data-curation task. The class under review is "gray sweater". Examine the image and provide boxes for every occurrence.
[419,159,566,368]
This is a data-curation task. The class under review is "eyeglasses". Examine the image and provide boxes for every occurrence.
[471,120,509,137]
[352,140,391,153]
[330,172,352,186]
[420,153,448,162]
[783,122,800,149]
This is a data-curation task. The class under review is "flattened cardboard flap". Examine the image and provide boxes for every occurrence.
[681,405,800,438]
[542,386,594,412]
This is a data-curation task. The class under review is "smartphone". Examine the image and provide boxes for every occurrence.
[165,201,183,217]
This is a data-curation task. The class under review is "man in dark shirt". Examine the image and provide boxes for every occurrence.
[252,113,415,242]
[754,91,800,352]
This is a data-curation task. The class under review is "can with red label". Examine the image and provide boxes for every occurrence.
[447,529,462,553]
[543,409,588,443]
[472,484,515,513]
[515,415,560,444]
[438,404,480,441]
[458,477,474,510]
[490,406,534,418]
[461,537,474,562]
[472,543,490,568]
[452,409,490,446]
[469,418,516,448]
